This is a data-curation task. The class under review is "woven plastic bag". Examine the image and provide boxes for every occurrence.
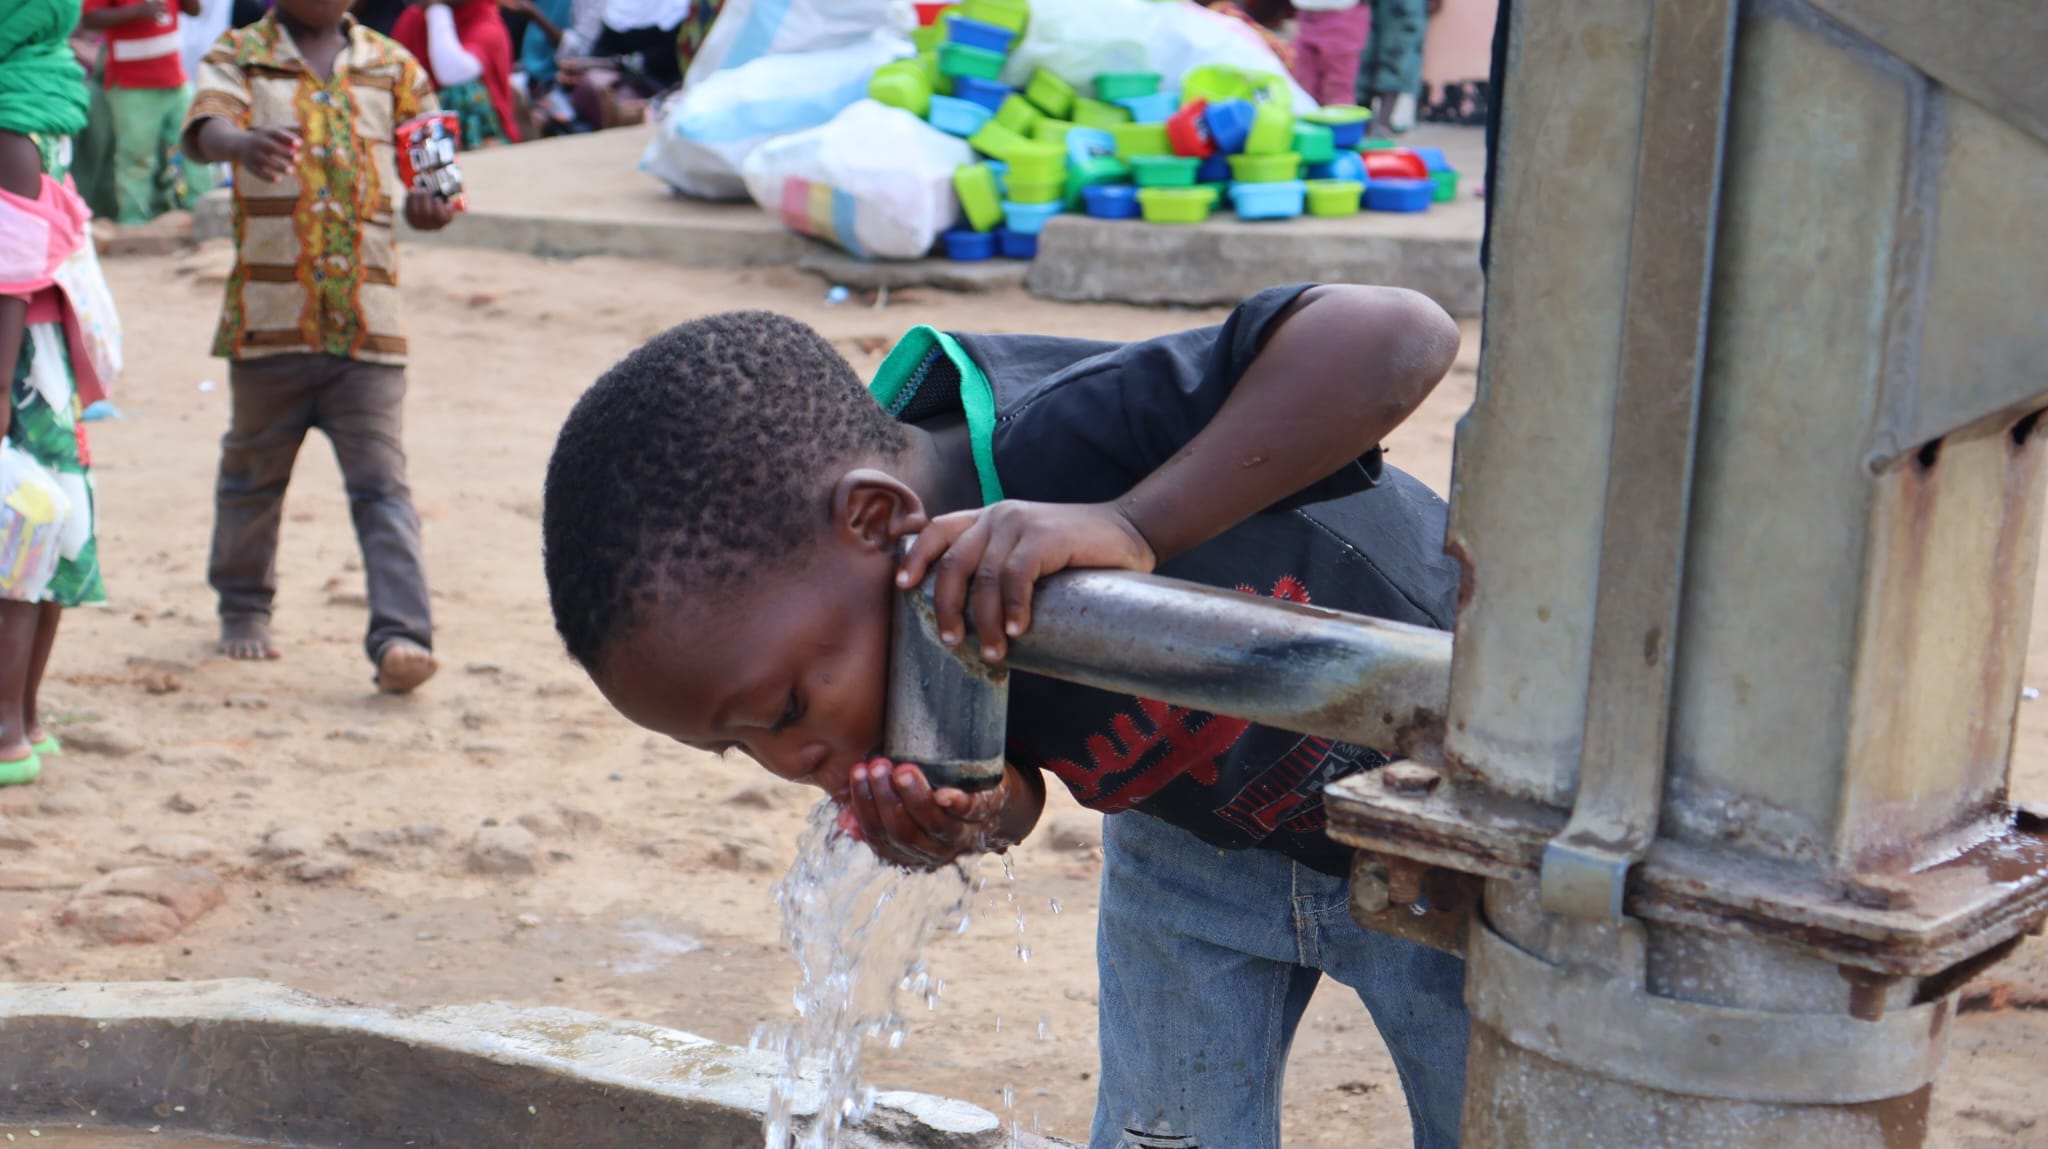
[643,32,912,200]
[743,100,973,260]
[685,0,913,88]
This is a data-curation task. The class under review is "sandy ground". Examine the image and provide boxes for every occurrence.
[0,243,2040,1149]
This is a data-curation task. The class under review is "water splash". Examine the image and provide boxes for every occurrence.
[754,804,974,1149]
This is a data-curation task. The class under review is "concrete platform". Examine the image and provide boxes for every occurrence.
[197,121,1487,314]
[0,979,1070,1149]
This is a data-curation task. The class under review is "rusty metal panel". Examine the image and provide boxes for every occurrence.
[1444,0,1652,805]
[1838,414,2048,867]
[1871,97,2048,461]
[1806,0,2048,149]
[1662,6,1914,864]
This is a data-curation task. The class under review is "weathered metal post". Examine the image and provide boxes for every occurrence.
[1327,0,2048,1144]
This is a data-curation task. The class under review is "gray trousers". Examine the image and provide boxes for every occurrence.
[208,353,432,663]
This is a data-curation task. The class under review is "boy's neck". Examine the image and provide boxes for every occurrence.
[277,13,346,44]
[899,418,984,516]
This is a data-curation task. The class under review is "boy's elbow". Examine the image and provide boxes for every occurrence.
[1360,286,1460,416]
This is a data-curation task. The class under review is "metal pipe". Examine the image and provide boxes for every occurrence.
[886,565,1455,780]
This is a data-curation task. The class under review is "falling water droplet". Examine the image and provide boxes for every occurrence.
[1049,897,1062,914]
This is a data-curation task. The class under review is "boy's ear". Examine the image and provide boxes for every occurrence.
[832,470,929,554]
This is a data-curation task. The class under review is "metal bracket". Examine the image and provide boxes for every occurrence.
[1468,916,1952,1105]
[1538,0,1742,922]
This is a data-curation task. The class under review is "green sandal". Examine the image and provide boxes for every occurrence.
[30,734,59,757]
[0,752,40,787]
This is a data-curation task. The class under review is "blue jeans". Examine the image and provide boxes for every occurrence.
[1091,811,1469,1149]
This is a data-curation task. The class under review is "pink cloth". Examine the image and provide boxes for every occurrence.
[0,174,90,303]
[0,175,110,407]
[1290,5,1372,108]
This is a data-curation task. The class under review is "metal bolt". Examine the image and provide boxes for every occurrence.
[1380,763,1442,797]
[1839,966,1896,1022]
[1385,858,1428,907]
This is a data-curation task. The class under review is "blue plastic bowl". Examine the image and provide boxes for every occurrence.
[946,15,1015,53]
[1002,199,1064,235]
[943,228,997,260]
[1407,145,1451,173]
[1365,177,1434,212]
[1324,119,1367,149]
[928,95,994,137]
[1116,90,1182,125]
[1231,179,1305,221]
[996,226,1039,258]
[950,76,1014,113]
[1066,126,1117,165]
[1082,183,1139,219]
[1204,100,1255,154]
[1306,152,1368,183]
[1196,152,1232,184]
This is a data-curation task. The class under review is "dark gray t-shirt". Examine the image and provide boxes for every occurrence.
[871,284,1459,876]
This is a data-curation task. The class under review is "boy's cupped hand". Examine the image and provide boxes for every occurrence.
[838,757,1009,871]
[896,500,1156,664]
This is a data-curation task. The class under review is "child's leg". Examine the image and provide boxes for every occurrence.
[1090,811,1323,1149]
[310,358,435,689]
[1289,15,1331,104]
[209,354,320,659]
[1315,6,1374,107]
[1308,870,1469,1148]
[105,87,158,225]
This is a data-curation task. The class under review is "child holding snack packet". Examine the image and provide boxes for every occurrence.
[182,0,458,691]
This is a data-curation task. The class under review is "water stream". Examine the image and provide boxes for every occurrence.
[753,804,976,1149]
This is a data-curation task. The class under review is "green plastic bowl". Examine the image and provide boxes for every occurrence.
[1004,177,1063,205]
[954,163,1005,231]
[1180,64,1255,107]
[1130,154,1200,188]
[911,23,945,54]
[1025,68,1076,119]
[1304,178,1364,216]
[1094,71,1161,102]
[995,94,1043,136]
[940,43,1007,81]
[1138,186,1213,224]
[1359,137,1399,151]
[1227,151,1300,182]
[868,62,932,119]
[1032,118,1076,144]
[969,119,1032,161]
[1432,169,1461,203]
[961,0,1028,34]
[1113,122,1172,159]
[1005,141,1066,182]
[1291,122,1335,164]
[1243,99,1294,154]
[1072,97,1133,130]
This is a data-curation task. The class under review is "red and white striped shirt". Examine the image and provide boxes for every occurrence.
[84,0,188,89]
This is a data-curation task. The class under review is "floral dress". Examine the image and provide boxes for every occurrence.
[7,133,105,607]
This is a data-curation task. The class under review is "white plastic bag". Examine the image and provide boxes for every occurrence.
[643,33,913,201]
[1001,0,1317,114]
[0,440,73,603]
[743,100,972,260]
[686,0,913,88]
[50,222,122,389]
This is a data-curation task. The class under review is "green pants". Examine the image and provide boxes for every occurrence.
[105,83,194,225]
[1358,0,1429,99]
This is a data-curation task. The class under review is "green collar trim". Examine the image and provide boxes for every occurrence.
[869,325,1005,506]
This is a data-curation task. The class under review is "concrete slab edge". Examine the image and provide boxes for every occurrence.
[0,980,1071,1149]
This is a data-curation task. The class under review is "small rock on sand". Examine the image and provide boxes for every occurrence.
[402,822,446,846]
[705,835,777,873]
[164,792,203,814]
[468,825,539,875]
[61,895,183,944]
[139,833,218,863]
[0,816,35,851]
[252,825,327,861]
[69,865,226,939]
[284,854,357,883]
[36,791,99,818]
[59,724,147,758]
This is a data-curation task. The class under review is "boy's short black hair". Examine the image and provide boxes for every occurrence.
[542,311,909,670]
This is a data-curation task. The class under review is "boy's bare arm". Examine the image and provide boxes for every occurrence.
[902,284,1461,659]
[0,133,46,441]
[80,0,168,29]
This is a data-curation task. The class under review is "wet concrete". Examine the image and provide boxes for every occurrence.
[0,981,1072,1149]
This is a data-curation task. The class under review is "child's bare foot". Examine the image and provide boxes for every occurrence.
[376,639,438,694]
[220,617,280,660]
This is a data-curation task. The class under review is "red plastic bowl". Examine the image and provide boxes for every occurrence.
[914,1,955,26]
[1363,149,1429,181]
[1167,99,1216,159]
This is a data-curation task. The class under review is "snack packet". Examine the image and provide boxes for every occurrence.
[396,112,466,210]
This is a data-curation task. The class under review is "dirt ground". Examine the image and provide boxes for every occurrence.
[0,244,2040,1148]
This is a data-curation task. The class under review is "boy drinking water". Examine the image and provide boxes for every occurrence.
[542,285,1469,1148]
[182,0,452,691]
